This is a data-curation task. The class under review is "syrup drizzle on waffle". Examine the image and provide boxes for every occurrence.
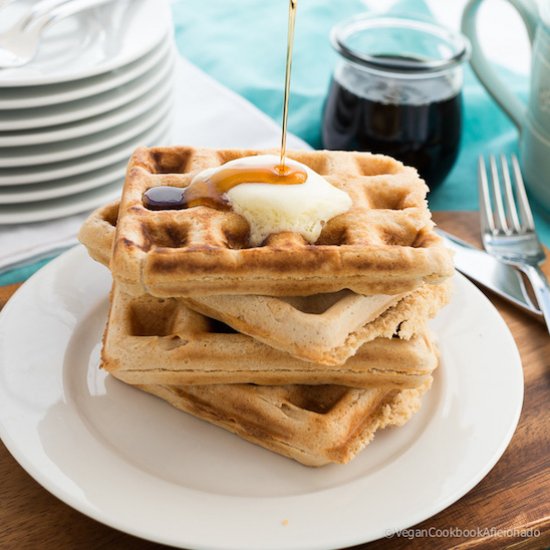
[143,0,304,212]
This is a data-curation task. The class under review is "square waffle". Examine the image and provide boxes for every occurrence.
[130,380,431,466]
[109,146,453,297]
[103,284,438,388]
[80,202,451,366]
[184,282,449,365]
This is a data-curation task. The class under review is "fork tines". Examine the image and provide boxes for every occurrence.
[479,154,535,235]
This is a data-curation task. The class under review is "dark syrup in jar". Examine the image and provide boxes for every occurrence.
[322,55,462,189]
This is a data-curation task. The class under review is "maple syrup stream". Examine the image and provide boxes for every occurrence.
[144,0,303,211]
[279,0,297,172]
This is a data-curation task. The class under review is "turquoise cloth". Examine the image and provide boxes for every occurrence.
[0,257,52,285]
[173,0,549,236]
[0,0,545,286]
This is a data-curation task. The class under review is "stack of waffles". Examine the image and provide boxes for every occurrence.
[79,146,453,467]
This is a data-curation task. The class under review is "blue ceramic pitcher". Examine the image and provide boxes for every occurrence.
[462,0,550,211]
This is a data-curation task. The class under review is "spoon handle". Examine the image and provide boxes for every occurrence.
[30,0,119,34]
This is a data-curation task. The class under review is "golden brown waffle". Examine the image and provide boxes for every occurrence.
[80,202,451,366]
[109,146,453,297]
[78,201,118,267]
[130,380,431,466]
[103,284,438,388]
[184,282,450,366]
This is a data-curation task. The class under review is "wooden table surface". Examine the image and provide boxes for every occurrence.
[1,212,549,550]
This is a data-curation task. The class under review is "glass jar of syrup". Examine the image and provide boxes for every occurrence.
[322,16,470,189]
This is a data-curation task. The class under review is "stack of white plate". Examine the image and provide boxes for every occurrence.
[0,0,174,224]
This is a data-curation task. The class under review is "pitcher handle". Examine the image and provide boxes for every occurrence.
[461,0,538,129]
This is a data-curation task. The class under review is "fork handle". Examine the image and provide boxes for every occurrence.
[521,264,550,335]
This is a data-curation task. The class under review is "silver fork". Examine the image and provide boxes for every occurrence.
[479,153,550,334]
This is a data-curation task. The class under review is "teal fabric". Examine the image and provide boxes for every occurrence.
[1,0,546,286]
[0,257,52,286]
[172,0,550,239]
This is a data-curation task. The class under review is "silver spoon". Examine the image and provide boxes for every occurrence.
[0,0,118,69]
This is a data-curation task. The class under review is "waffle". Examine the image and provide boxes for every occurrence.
[103,284,438,388]
[108,146,453,297]
[80,201,451,366]
[78,201,118,267]
[184,282,450,365]
[131,380,431,466]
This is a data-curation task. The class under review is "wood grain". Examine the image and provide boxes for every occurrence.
[0,212,549,550]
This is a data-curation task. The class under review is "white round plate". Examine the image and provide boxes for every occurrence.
[0,52,174,131]
[0,91,172,167]
[0,0,171,87]
[0,38,171,110]
[0,178,122,224]
[0,160,127,204]
[0,55,173,148]
[0,114,172,186]
[0,127,170,223]
[0,262,523,550]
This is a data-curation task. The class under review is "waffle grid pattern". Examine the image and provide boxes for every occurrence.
[79,202,450,366]
[77,145,453,465]
[137,381,429,466]
[102,285,437,388]
[110,147,453,296]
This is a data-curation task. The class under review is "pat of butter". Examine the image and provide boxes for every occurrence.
[196,155,352,245]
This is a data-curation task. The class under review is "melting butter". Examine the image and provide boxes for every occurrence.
[191,155,352,245]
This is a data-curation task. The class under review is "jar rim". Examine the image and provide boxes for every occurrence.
[331,15,471,74]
